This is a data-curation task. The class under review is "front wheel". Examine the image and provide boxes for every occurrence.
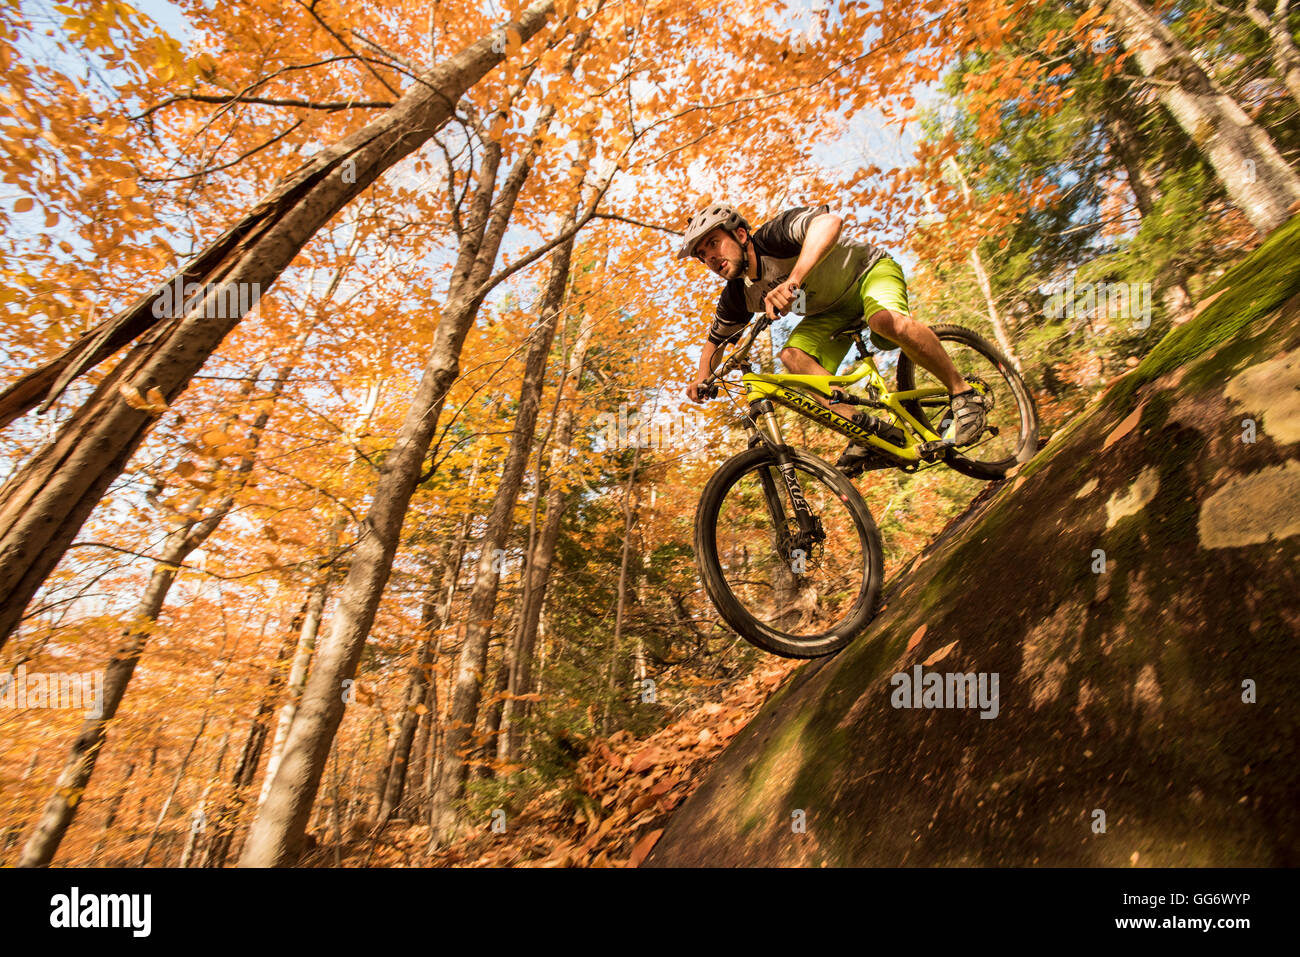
[694,446,883,658]
[896,323,1040,480]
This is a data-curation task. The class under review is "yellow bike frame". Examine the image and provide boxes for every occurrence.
[741,354,949,465]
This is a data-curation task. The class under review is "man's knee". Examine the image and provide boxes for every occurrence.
[867,308,913,340]
[779,346,815,370]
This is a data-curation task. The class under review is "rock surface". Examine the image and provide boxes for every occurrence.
[646,217,1300,867]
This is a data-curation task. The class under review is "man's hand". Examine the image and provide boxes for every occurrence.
[689,340,722,402]
[763,279,802,319]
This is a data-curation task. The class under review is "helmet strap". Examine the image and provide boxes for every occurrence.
[732,228,750,279]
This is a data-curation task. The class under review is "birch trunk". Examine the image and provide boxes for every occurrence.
[942,157,1023,370]
[1105,0,1300,233]
[1240,0,1300,106]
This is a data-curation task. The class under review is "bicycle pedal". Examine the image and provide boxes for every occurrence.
[917,439,949,461]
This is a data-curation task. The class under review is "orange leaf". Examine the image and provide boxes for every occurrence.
[628,747,661,773]
[628,829,664,868]
[906,623,927,653]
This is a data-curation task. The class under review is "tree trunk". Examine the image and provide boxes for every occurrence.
[429,230,579,845]
[178,732,231,867]
[1103,98,1195,321]
[406,675,436,811]
[942,156,1023,369]
[1240,0,1300,107]
[602,445,643,736]
[500,301,597,764]
[0,0,558,648]
[375,559,451,823]
[86,760,134,865]
[1105,0,1300,233]
[258,380,381,808]
[0,749,42,864]
[16,353,292,867]
[239,14,606,866]
[200,612,303,867]
[256,556,332,804]
[138,720,217,866]
[476,640,513,779]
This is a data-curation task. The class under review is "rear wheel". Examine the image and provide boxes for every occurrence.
[694,446,883,658]
[896,323,1039,480]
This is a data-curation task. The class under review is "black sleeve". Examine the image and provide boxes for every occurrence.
[750,204,832,258]
[707,281,752,347]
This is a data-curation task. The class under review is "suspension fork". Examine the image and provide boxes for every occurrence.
[746,399,822,551]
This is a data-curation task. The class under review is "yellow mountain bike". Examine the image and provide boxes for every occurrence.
[694,315,1039,658]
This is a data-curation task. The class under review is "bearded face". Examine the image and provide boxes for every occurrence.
[692,227,748,279]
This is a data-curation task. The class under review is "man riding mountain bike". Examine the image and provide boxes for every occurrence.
[680,203,991,475]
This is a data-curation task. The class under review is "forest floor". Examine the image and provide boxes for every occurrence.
[313,656,799,867]
[307,478,1021,868]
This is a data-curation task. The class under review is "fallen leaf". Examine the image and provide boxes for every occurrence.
[906,624,927,653]
[628,747,660,773]
[923,641,957,666]
[1103,400,1145,451]
[628,829,664,868]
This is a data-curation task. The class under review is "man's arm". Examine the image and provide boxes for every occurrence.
[763,212,843,318]
[687,339,723,402]
[788,213,843,284]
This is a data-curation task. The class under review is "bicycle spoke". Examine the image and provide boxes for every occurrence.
[712,461,870,640]
[913,353,1024,464]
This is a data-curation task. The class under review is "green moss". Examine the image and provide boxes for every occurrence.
[737,709,813,834]
[1108,214,1300,410]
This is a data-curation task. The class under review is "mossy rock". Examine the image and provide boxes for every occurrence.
[646,216,1300,867]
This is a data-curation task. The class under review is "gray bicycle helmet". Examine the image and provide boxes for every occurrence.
[676,203,750,260]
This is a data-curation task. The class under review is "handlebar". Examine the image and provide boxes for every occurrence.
[699,315,771,398]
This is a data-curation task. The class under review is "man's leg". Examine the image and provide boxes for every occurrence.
[860,259,990,446]
[866,307,969,395]
[778,318,895,475]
